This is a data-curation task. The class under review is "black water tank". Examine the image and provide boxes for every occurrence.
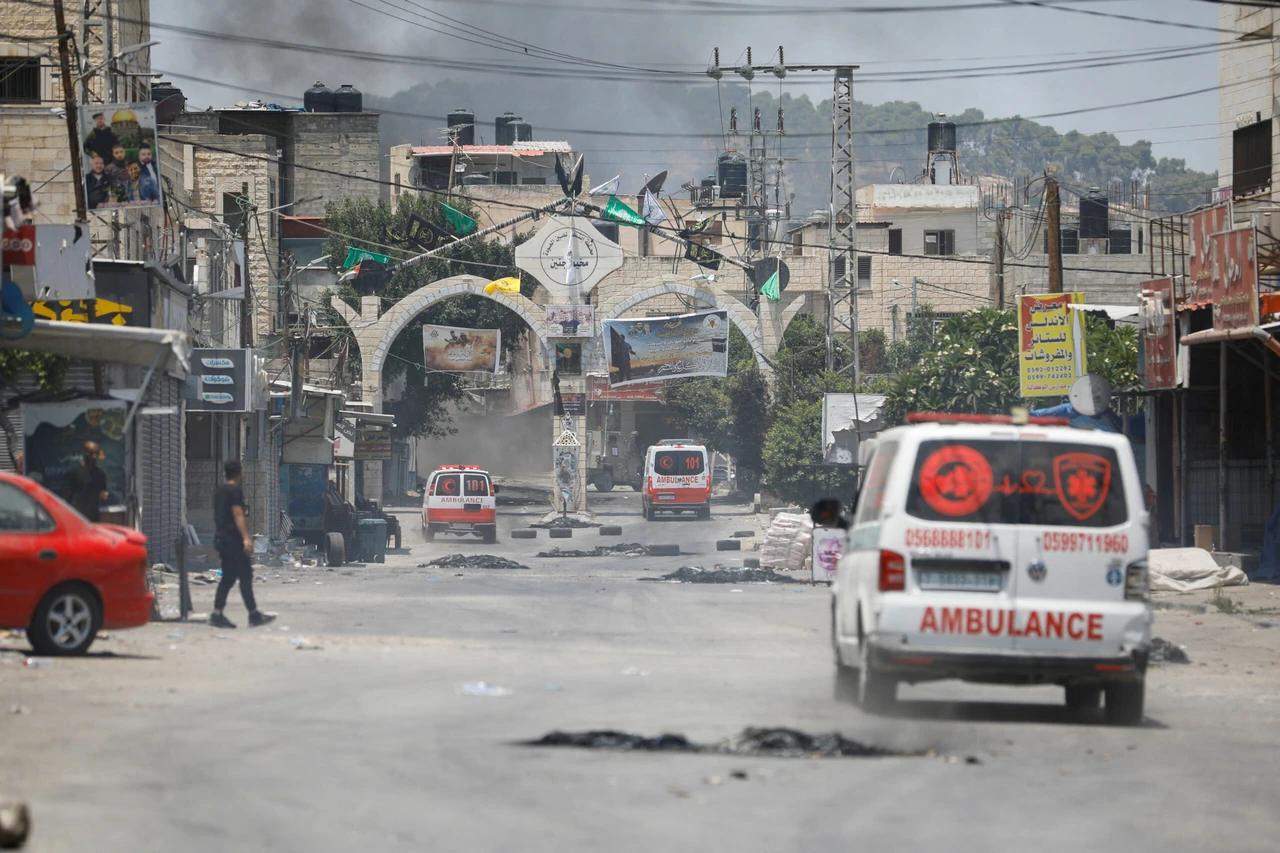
[495,112,520,145]
[717,151,748,198]
[1109,227,1132,255]
[928,119,957,152]
[1080,194,1109,239]
[447,108,475,146]
[508,120,533,143]
[150,80,185,124]
[333,84,362,113]
[304,81,334,113]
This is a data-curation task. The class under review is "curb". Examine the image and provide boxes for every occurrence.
[548,528,573,539]
[599,525,623,536]
[510,529,538,540]
[716,539,741,551]
[646,544,679,557]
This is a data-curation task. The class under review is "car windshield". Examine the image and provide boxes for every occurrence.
[905,439,1127,528]
[653,450,704,475]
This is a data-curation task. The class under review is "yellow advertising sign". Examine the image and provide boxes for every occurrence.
[1017,293,1086,398]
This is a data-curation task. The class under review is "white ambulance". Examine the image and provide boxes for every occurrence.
[642,443,711,521]
[421,464,498,544]
[831,413,1151,725]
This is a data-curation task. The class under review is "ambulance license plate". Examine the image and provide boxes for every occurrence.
[449,522,473,530]
[656,494,676,501]
[916,570,1002,592]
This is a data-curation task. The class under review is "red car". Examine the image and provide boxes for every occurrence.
[0,471,153,655]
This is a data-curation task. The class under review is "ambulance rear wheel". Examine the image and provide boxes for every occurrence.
[423,526,435,543]
[645,505,656,521]
[481,527,497,545]
[857,638,895,714]
[1104,679,1145,726]
[1065,684,1102,711]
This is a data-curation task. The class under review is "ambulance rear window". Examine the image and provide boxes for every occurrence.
[463,474,490,496]
[905,439,1127,528]
[433,473,461,497]
[654,450,704,475]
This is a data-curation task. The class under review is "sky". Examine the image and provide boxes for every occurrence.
[150,0,1223,179]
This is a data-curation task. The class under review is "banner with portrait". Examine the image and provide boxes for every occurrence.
[21,401,128,505]
[422,324,501,374]
[601,309,729,387]
[80,103,163,211]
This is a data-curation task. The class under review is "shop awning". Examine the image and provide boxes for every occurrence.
[0,319,192,375]
[1180,323,1280,358]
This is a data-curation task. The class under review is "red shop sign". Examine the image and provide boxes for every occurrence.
[1140,277,1177,390]
[1212,228,1259,331]
[1187,205,1227,308]
[1,224,35,267]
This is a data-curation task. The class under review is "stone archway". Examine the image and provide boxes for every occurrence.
[598,280,773,378]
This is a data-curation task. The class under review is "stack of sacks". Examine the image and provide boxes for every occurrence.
[761,512,814,570]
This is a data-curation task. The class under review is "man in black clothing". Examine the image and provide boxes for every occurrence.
[209,460,275,629]
[63,441,107,522]
[82,113,118,163]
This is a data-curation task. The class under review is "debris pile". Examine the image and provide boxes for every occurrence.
[526,727,915,759]
[643,565,799,584]
[1149,636,1190,664]
[419,554,529,570]
[531,516,600,530]
[537,543,647,558]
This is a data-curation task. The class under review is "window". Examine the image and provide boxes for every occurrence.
[653,450,705,476]
[463,474,491,496]
[186,414,214,459]
[792,232,803,256]
[857,256,872,285]
[888,229,902,255]
[834,256,847,280]
[0,482,55,533]
[432,473,461,497]
[855,441,898,525]
[1233,119,1271,197]
[0,57,40,104]
[222,192,247,237]
[923,229,955,256]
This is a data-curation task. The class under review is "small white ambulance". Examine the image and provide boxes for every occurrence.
[642,443,711,521]
[421,464,498,544]
[831,413,1151,725]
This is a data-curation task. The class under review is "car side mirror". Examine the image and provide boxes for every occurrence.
[492,485,500,494]
[810,497,849,530]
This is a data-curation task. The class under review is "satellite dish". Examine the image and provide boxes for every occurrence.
[643,170,668,196]
[751,258,790,293]
[1069,374,1112,417]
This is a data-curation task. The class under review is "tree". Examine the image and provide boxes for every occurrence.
[321,193,529,440]
[859,328,889,376]
[762,370,859,507]
[770,315,849,409]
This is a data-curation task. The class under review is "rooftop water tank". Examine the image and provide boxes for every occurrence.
[717,151,748,198]
[150,80,185,124]
[928,118,957,152]
[447,108,475,146]
[508,120,533,143]
[495,112,520,146]
[304,81,334,113]
[332,84,362,113]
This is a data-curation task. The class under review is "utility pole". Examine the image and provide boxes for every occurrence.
[991,203,1007,308]
[52,0,86,221]
[1046,171,1063,294]
[239,182,253,349]
[827,66,859,387]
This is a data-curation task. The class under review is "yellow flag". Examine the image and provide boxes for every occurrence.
[484,277,522,295]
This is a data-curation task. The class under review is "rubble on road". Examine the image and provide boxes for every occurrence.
[537,543,647,558]
[642,565,799,584]
[1149,636,1191,665]
[419,555,529,570]
[525,727,916,759]
[531,512,599,529]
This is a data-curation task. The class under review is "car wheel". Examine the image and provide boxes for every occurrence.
[595,470,615,492]
[1065,684,1102,711]
[857,632,895,713]
[29,584,100,656]
[699,505,712,520]
[482,528,497,545]
[325,532,345,567]
[1104,679,1145,726]
[393,530,402,550]
[831,601,859,703]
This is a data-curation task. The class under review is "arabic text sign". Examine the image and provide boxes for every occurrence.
[1212,228,1259,331]
[546,304,594,338]
[354,430,392,461]
[1140,278,1177,391]
[1018,293,1086,398]
[422,325,502,374]
[602,309,729,387]
[587,375,664,402]
[1187,205,1227,307]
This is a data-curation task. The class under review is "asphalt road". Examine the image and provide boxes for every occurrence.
[3,488,1279,852]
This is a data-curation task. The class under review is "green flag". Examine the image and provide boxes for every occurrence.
[602,195,645,227]
[343,246,391,269]
[761,270,781,302]
[441,203,477,235]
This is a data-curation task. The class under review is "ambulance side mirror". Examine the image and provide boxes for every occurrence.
[809,497,849,530]
[492,485,500,495]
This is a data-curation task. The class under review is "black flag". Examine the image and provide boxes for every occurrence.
[403,214,454,252]
[684,241,723,270]
[554,155,571,197]
[570,155,584,198]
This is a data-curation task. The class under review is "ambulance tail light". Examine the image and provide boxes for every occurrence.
[1125,558,1149,602]
[878,550,906,592]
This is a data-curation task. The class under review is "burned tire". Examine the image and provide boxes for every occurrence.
[646,544,680,557]
[510,529,537,540]
[29,583,100,656]
[715,539,741,551]
[1065,685,1102,712]
[325,532,345,567]
[1104,680,1145,726]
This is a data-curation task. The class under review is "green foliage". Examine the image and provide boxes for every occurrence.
[859,328,889,376]
[886,304,936,374]
[321,193,526,440]
[771,314,848,409]
[0,350,70,391]
[1084,315,1140,392]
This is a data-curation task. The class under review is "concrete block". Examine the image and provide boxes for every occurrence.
[646,544,679,556]
[716,539,741,551]
[548,528,572,539]
[510,529,537,540]
[598,525,623,536]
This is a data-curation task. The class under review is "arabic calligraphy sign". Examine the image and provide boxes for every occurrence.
[601,309,729,387]
[1187,205,1227,308]
[1212,227,1259,330]
[1018,293,1086,398]
[1140,278,1177,391]
[513,215,623,298]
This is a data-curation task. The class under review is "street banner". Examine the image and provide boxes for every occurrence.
[559,392,586,416]
[1140,278,1177,391]
[1017,293,1087,398]
[812,527,845,583]
[343,246,391,268]
[602,309,729,387]
[546,304,593,337]
[1212,227,1259,330]
[684,241,722,270]
[1187,204,1228,307]
[21,401,128,506]
[79,103,162,211]
[187,348,252,412]
[587,375,664,401]
[422,324,501,374]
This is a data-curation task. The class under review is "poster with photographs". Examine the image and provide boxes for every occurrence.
[546,305,594,337]
[79,102,163,211]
